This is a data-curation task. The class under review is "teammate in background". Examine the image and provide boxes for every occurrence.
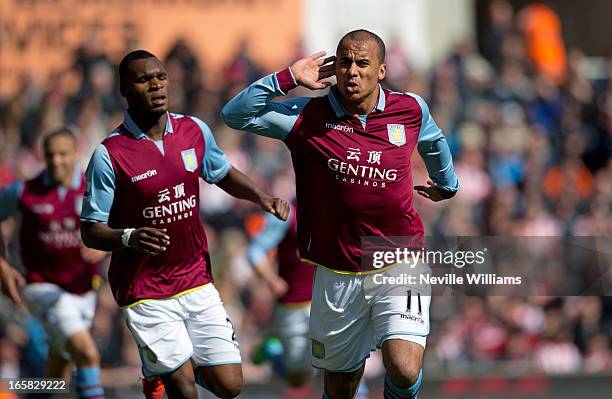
[80,50,289,399]
[222,30,459,399]
[247,201,369,398]
[0,128,108,399]
[247,200,314,385]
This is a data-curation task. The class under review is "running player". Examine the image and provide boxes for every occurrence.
[0,128,107,399]
[222,30,459,399]
[80,50,289,399]
[247,200,314,386]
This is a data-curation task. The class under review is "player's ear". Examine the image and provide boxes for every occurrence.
[378,63,387,81]
[119,83,128,99]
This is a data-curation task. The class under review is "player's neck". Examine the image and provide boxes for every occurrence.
[340,86,380,116]
[128,110,168,141]
[53,168,74,189]
[61,170,74,188]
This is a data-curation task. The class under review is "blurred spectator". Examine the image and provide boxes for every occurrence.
[480,0,516,70]
[518,2,567,85]
[165,38,203,115]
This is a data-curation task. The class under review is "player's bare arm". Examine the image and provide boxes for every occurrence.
[252,259,289,298]
[290,51,336,90]
[0,256,26,307]
[79,246,110,264]
[216,168,290,221]
[0,233,26,307]
[81,222,170,256]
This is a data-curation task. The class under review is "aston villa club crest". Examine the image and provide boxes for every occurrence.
[387,124,406,146]
[311,339,326,359]
[181,148,198,172]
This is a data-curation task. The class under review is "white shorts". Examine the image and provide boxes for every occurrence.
[309,264,431,372]
[22,283,97,355]
[274,303,311,373]
[122,284,241,378]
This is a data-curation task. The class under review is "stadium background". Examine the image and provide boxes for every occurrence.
[1,0,611,397]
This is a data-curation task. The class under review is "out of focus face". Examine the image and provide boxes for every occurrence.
[121,57,169,116]
[44,135,77,186]
[335,39,386,106]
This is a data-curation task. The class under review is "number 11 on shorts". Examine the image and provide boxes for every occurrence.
[406,290,422,315]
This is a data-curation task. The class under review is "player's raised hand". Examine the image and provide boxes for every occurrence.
[128,227,171,256]
[415,180,456,202]
[261,197,290,221]
[291,51,336,90]
[0,261,26,308]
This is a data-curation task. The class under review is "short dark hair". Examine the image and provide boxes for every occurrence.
[43,127,77,150]
[337,29,386,63]
[118,49,158,84]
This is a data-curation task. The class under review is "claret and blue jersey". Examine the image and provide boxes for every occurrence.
[0,166,99,294]
[222,67,459,273]
[81,112,230,225]
[81,111,231,307]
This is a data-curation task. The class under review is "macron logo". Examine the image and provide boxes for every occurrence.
[325,122,354,133]
[131,169,158,183]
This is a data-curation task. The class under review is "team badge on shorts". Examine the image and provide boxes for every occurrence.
[312,339,326,359]
[144,347,158,363]
[181,149,198,172]
[387,124,406,146]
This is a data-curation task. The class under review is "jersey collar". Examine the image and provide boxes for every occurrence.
[123,111,174,140]
[328,84,386,118]
[42,164,82,189]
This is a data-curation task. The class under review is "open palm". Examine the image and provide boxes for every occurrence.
[291,51,336,90]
